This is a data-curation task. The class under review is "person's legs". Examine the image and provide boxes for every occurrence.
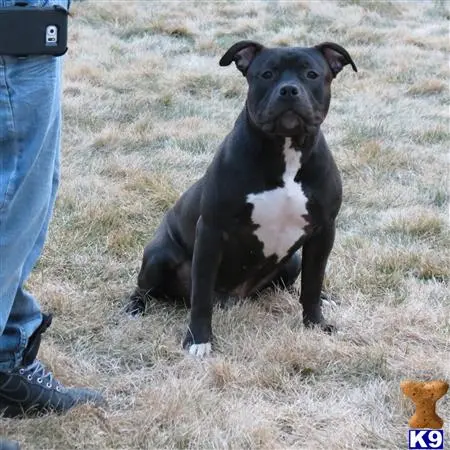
[0,0,104,416]
[7,152,60,364]
[0,438,20,450]
[0,50,61,371]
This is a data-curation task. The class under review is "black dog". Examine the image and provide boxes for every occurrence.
[128,40,357,357]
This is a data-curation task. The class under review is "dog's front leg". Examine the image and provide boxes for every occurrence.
[182,216,223,357]
[300,222,336,333]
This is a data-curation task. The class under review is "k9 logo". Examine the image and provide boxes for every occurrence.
[408,430,444,450]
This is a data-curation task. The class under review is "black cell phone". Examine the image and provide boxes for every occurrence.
[0,4,68,57]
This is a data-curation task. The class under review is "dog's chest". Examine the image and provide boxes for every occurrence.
[246,139,309,261]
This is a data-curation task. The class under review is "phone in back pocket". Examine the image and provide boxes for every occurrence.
[0,4,68,57]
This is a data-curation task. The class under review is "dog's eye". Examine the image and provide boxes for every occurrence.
[262,70,273,80]
[307,71,319,80]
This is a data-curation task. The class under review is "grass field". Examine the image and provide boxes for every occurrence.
[1,0,449,448]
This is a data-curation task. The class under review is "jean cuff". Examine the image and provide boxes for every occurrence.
[0,327,27,372]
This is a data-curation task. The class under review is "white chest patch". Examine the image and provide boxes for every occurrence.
[247,138,309,261]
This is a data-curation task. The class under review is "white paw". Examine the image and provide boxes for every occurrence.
[188,342,212,358]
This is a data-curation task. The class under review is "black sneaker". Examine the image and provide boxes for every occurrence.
[0,359,105,418]
[0,313,105,418]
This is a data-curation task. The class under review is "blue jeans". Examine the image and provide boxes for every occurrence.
[0,0,70,371]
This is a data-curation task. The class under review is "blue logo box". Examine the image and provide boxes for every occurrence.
[408,430,444,450]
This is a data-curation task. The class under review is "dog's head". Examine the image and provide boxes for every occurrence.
[220,41,357,138]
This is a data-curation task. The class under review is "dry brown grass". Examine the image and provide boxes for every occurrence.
[2,1,449,448]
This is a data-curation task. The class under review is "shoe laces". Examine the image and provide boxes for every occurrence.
[19,360,64,391]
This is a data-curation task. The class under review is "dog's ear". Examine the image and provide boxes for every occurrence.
[315,42,357,78]
[219,40,265,76]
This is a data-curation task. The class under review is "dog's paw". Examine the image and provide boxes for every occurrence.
[182,327,213,358]
[124,294,145,316]
[303,317,336,334]
[320,322,336,334]
[188,342,212,358]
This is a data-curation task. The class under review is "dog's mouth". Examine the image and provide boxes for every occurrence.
[261,110,304,136]
[278,110,302,130]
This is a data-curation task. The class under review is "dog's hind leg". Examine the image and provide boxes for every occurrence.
[272,251,302,290]
[251,251,302,296]
[272,252,338,308]
[126,246,169,315]
[127,237,190,314]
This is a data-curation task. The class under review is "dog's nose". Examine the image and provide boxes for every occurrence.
[279,84,299,97]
